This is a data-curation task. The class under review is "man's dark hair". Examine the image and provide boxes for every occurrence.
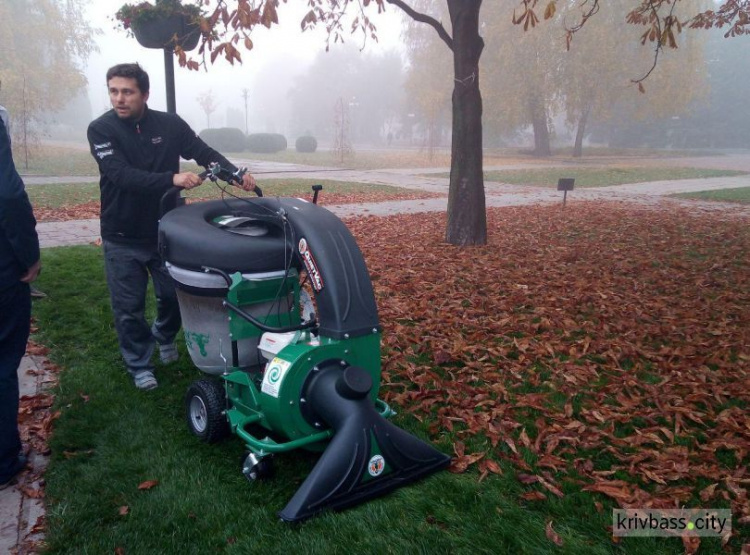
[106,63,150,95]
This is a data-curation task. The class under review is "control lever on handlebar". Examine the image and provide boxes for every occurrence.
[199,163,263,197]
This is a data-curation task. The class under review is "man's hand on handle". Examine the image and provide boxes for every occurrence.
[237,171,256,192]
[173,172,204,190]
[175,167,256,193]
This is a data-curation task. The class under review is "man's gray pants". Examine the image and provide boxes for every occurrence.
[103,240,181,376]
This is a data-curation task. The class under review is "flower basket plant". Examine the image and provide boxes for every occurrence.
[115,0,204,51]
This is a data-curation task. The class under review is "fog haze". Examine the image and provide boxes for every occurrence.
[6,1,748,153]
[83,1,406,137]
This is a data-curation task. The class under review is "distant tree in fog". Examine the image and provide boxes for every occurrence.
[402,7,452,155]
[287,45,404,146]
[594,31,749,149]
[517,1,748,90]
[556,0,707,156]
[197,90,219,129]
[0,0,95,158]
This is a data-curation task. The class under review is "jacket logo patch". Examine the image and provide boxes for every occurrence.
[151,136,163,144]
[96,149,113,159]
[94,142,111,150]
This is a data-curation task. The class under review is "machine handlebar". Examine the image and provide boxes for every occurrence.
[159,164,263,217]
[200,163,263,197]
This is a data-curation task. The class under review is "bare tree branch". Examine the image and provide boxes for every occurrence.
[385,0,454,50]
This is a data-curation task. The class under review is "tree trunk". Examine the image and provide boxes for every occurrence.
[529,95,551,157]
[573,105,591,158]
[445,0,486,246]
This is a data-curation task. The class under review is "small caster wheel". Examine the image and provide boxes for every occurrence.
[241,451,273,482]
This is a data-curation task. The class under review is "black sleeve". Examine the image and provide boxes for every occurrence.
[0,118,40,271]
[175,116,239,174]
[88,119,174,193]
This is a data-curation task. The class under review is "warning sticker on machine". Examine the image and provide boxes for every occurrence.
[298,238,324,292]
[261,357,292,398]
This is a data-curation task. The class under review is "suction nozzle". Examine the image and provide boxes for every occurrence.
[279,362,450,522]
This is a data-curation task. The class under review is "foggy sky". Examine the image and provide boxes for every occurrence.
[84,1,406,134]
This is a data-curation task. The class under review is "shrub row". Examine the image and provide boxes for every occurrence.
[198,128,317,154]
[295,135,317,153]
[198,128,246,153]
[246,133,287,153]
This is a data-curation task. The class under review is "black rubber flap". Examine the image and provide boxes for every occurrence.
[278,363,450,522]
[274,198,380,339]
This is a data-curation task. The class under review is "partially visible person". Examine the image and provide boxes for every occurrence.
[0,111,41,489]
[87,63,256,391]
[0,104,45,301]
[0,104,9,129]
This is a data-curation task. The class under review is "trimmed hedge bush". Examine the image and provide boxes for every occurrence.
[295,135,318,153]
[246,133,287,153]
[198,128,246,152]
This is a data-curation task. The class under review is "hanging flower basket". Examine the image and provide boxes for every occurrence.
[132,14,200,50]
[116,0,203,51]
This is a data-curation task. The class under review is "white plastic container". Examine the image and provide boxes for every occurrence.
[167,263,291,375]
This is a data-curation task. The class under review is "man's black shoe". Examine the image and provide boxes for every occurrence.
[0,453,28,490]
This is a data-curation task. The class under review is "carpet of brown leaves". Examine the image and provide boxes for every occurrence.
[348,202,749,528]
[34,202,101,222]
[19,338,58,465]
[15,336,60,553]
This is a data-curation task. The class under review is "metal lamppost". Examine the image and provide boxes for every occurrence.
[242,88,250,134]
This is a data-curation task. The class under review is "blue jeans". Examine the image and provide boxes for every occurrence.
[0,282,30,479]
[103,241,181,376]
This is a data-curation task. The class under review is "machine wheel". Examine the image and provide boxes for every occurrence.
[241,451,274,482]
[185,379,230,443]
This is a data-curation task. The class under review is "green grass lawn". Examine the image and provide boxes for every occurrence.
[481,167,747,188]
[673,186,750,204]
[15,145,98,176]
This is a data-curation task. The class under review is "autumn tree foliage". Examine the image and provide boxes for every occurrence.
[0,0,95,157]
[551,1,707,156]
[516,0,749,88]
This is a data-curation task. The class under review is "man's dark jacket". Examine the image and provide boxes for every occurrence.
[87,106,238,245]
[0,117,39,291]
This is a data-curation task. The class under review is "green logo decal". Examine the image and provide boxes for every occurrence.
[184,331,210,357]
[267,364,282,383]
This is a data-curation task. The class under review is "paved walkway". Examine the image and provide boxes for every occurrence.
[34,171,750,247]
[0,356,48,555]
[4,153,749,552]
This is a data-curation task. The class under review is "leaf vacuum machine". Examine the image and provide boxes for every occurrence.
[157,166,450,522]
